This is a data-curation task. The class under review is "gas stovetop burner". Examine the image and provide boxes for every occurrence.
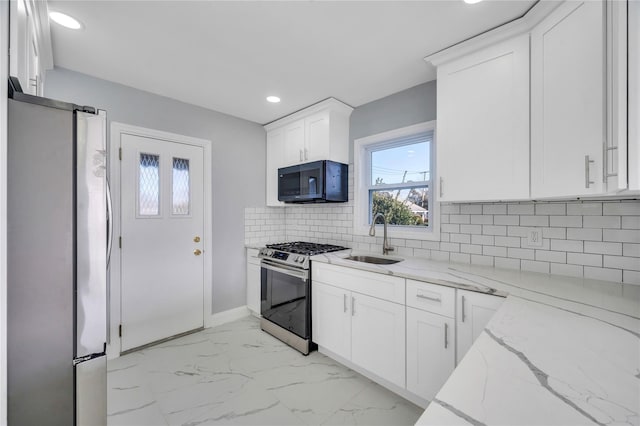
[266,241,348,256]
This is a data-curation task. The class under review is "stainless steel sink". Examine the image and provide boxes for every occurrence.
[345,255,403,265]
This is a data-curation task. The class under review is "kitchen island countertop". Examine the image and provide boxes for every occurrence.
[311,250,640,425]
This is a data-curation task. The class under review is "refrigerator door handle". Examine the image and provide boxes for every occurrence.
[106,178,113,266]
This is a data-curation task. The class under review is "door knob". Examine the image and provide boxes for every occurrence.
[194,249,202,256]
[194,236,200,243]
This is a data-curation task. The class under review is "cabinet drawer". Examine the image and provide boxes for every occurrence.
[247,248,260,265]
[312,262,405,305]
[406,279,455,318]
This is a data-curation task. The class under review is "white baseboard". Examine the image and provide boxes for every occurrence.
[207,305,251,328]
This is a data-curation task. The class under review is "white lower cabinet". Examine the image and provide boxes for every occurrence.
[406,307,455,401]
[456,289,505,364]
[246,248,261,315]
[351,293,406,388]
[311,281,351,360]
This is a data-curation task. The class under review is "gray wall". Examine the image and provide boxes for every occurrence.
[45,67,266,315]
[349,80,436,162]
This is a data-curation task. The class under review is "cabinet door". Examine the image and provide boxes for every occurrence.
[531,1,605,198]
[351,293,405,388]
[456,290,504,364]
[437,34,530,202]
[266,129,285,206]
[283,120,305,166]
[406,307,455,401]
[304,111,330,162]
[311,282,351,360]
[246,250,261,314]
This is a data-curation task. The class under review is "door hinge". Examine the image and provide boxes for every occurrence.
[118,324,122,338]
[119,147,122,161]
[119,236,122,248]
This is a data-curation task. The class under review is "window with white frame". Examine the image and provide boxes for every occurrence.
[354,121,439,240]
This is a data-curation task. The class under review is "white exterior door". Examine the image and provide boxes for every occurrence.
[120,133,204,351]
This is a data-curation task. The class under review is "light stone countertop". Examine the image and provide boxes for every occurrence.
[311,249,640,426]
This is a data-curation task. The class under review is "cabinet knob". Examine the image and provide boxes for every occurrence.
[194,249,202,256]
[194,236,201,243]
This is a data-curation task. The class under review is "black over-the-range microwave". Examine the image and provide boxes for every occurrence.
[278,160,348,203]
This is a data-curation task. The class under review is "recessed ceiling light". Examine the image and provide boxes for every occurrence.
[266,96,281,103]
[464,0,483,3]
[49,11,82,30]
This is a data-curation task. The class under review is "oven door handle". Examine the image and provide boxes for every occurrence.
[261,260,309,281]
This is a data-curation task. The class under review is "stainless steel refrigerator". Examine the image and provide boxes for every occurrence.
[7,79,109,425]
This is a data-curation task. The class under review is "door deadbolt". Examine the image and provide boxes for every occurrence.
[194,236,201,243]
[194,249,202,256]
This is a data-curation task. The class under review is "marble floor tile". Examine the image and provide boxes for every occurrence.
[107,316,423,426]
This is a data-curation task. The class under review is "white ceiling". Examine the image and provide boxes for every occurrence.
[48,0,537,124]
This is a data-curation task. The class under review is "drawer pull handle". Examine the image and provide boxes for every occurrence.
[416,294,441,303]
[351,297,355,316]
[343,294,347,313]
[444,323,449,349]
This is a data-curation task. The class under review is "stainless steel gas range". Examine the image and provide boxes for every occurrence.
[259,242,347,355]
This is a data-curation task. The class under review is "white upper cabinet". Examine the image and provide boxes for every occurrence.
[531,1,606,198]
[264,98,352,206]
[9,0,53,96]
[630,0,640,192]
[266,128,285,207]
[436,34,530,202]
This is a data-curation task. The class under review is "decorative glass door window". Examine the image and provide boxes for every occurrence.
[172,157,190,215]
[139,153,160,216]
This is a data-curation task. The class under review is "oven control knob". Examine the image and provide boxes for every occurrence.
[267,249,273,256]
[298,256,305,263]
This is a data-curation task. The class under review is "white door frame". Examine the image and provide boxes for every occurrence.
[108,122,213,359]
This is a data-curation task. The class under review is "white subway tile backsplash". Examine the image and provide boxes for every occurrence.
[495,257,520,270]
[550,216,583,228]
[582,216,621,229]
[461,204,482,214]
[494,215,520,226]
[483,225,507,236]
[603,202,640,216]
[550,239,583,253]
[483,204,507,215]
[471,215,494,225]
[566,228,602,241]
[507,247,535,260]
[623,243,640,258]
[584,241,622,256]
[603,229,640,243]
[460,224,483,234]
[472,234,495,245]
[567,252,603,267]
[508,203,534,215]
[566,202,603,216]
[604,256,640,271]
[535,203,566,215]
[245,196,640,287]
[494,236,521,247]
[451,234,472,244]
[535,250,566,264]
[622,217,640,229]
[520,215,549,227]
[484,245,507,257]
